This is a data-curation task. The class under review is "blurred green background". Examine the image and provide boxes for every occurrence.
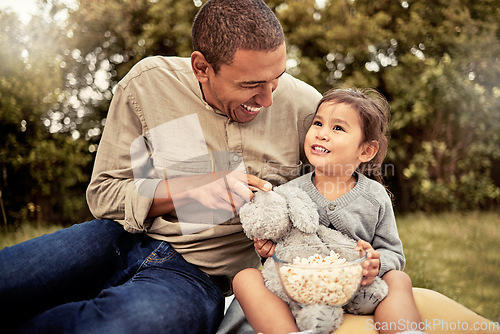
[0,0,499,322]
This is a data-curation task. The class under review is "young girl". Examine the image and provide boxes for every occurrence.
[233,88,423,334]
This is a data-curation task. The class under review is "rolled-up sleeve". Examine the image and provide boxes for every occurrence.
[86,84,161,233]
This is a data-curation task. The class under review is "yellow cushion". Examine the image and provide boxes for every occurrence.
[335,288,499,334]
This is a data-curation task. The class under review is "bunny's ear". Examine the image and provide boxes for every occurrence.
[274,186,319,234]
[239,190,291,241]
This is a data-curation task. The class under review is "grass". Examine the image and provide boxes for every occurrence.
[397,211,500,322]
[0,223,64,249]
[1,211,499,322]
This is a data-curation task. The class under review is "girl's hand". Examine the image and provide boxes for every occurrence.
[253,238,276,258]
[355,239,381,286]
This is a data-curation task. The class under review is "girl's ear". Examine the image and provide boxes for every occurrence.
[191,51,211,84]
[359,140,379,162]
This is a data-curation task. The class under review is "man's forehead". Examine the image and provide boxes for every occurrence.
[220,46,287,83]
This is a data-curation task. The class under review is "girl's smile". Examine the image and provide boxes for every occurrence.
[310,144,331,154]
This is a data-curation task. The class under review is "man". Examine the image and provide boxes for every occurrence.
[0,0,321,333]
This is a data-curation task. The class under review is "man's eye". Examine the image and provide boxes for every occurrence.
[243,85,259,89]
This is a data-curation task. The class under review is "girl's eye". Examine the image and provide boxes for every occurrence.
[333,125,345,131]
[313,121,322,127]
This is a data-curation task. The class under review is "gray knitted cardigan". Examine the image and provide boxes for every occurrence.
[283,172,405,277]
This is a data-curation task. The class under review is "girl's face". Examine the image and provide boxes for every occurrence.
[304,102,372,177]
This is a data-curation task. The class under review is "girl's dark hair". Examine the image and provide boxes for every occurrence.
[317,88,391,190]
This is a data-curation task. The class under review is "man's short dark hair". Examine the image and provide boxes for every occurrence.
[192,0,285,73]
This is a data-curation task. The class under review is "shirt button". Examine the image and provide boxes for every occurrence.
[328,204,336,211]
[232,154,240,162]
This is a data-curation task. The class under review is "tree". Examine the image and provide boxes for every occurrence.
[2,0,498,225]
[278,0,500,211]
[1,0,204,226]
[0,7,92,226]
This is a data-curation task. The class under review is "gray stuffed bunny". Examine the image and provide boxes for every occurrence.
[239,185,389,334]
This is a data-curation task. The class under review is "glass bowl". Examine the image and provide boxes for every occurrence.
[272,243,366,306]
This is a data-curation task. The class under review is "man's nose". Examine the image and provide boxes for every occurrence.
[255,79,279,108]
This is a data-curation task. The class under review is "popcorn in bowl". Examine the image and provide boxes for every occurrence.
[273,243,366,306]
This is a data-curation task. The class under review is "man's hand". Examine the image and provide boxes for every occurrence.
[355,239,381,286]
[191,171,272,213]
[253,238,276,258]
[148,171,272,218]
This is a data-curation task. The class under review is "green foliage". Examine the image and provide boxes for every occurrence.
[279,0,500,211]
[0,7,93,226]
[0,0,499,226]
[389,55,500,210]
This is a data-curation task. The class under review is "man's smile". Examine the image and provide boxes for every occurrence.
[240,103,262,114]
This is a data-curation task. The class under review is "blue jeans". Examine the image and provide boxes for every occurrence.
[0,219,224,334]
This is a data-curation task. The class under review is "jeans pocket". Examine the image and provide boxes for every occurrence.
[144,241,176,264]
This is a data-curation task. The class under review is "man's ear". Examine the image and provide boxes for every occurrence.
[359,140,379,163]
[191,51,210,84]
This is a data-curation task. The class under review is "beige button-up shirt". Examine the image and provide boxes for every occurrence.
[87,56,321,279]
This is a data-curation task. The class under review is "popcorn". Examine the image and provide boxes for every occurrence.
[278,250,363,306]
